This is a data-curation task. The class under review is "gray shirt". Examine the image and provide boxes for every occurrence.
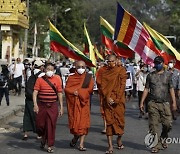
[145,70,173,103]
[169,68,180,90]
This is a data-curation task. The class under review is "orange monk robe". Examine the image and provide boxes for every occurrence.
[96,66,107,118]
[65,72,94,135]
[101,66,127,136]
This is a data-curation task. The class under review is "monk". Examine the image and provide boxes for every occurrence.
[33,62,63,153]
[101,55,127,154]
[65,60,94,151]
[96,62,108,134]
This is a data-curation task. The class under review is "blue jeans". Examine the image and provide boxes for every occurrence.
[0,88,9,105]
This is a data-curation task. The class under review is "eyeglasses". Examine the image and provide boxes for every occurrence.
[77,66,85,69]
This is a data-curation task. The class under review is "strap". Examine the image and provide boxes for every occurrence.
[42,76,58,96]
[82,73,92,88]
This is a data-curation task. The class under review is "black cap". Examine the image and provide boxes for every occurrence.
[154,56,164,64]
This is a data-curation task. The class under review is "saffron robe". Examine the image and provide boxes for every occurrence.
[101,66,127,136]
[96,66,107,118]
[65,72,94,135]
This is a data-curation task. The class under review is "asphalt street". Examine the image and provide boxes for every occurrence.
[0,93,179,154]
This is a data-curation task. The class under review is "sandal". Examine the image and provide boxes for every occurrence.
[151,147,159,153]
[105,150,113,154]
[162,143,168,149]
[117,144,124,150]
[47,147,54,153]
[78,146,87,151]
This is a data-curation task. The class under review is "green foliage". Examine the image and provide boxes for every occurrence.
[28,0,180,56]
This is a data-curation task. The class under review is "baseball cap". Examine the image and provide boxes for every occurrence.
[34,60,44,67]
[154,56,164,64]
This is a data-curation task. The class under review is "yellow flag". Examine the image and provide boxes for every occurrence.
[84,23,96,74]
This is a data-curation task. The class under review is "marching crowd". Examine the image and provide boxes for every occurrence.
[0,55,180,153]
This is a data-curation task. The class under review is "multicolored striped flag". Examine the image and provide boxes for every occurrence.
[49,20,95,67]
[144,22,180,69]
[84,23,96,74]
[114,3,161,65]
[100,16,134,58]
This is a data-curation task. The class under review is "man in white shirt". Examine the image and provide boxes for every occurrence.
[13,58,25,96]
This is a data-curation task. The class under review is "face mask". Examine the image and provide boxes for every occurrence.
[168,63,174,69]
[143,67,148,72]
[126,64,130,67]
[154,63,163,72]
[33,69,40,75]
[46,71,54,77]
[77,68,85,75]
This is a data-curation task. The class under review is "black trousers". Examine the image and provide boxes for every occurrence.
[0,88,9,105]
[13,76,22,94]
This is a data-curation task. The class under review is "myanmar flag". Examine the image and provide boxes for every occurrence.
[84,23,96,74]
[144,23,180,69]
[49,20,95,67]
[100,16,134,58]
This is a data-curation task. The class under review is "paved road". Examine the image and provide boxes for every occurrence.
[0,93,179,154]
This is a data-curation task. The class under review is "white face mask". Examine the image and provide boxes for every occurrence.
[77,68,85,75]
[33,69,40,75]
[168,63,174,69]
[46,71,54,77]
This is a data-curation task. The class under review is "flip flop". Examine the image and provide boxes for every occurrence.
[162,143,168,149]
[78,146,87,151]
[151,147,159,153]
[47,147,54,153]
[105,150,113,154]
[117,144,124,150]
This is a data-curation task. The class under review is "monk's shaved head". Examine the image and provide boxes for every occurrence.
[107,54,117,68]
[108,54,117,61]
[76,60,86,67]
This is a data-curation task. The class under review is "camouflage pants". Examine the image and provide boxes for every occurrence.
[148,101,172,147]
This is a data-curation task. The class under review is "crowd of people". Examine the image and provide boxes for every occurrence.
[0,54,179,153]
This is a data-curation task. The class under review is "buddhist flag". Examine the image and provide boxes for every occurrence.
[144,22,180,69]
[84,23,96,74]
[100,16,134,58]
[114,3,162,65]
[49,20,95,67]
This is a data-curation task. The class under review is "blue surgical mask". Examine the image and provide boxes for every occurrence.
[154,63,163,71]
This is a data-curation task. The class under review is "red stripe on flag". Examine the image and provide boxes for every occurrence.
[50,41,94,67]
[123,15,137,45]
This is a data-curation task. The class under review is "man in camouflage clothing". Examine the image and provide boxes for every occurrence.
[140,56,177,153]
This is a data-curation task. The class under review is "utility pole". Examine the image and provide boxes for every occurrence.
[24,0,29,58]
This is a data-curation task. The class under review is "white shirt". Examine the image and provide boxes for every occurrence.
[136,71,148,91]
[60,67,70,76]
[13,63,25,78]
[8,64,15,75]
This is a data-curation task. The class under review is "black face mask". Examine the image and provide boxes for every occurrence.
[154,63,163,71]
